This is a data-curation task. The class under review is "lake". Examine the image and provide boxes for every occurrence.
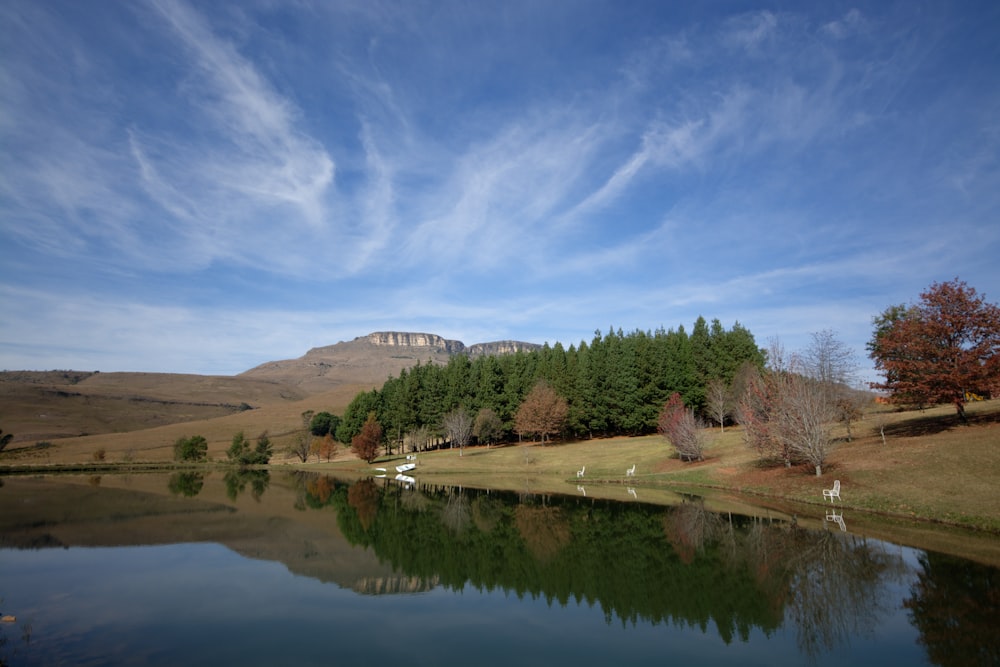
[0,471,996,666]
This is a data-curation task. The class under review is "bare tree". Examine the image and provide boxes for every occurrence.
[290,433,311,463]
[736,365,794,467]
[736,346,838,475]
[658,393,707,461]
[442,407,473,456]
[801,329,858,404]
[773,371,837,476]
[705,378,731,432]
[405,425,432,453]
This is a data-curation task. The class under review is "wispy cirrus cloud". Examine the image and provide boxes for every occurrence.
[142,0,335,227]
[2,1,997,376]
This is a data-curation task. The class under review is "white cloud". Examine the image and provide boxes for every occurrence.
[142,0,335,226]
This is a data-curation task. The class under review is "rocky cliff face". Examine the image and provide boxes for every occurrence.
[362,332,466,354]
[240,331,542,394]
[467,340,541,356]
[362,332,540,357]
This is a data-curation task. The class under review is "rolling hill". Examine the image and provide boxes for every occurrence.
[0,332,540,461]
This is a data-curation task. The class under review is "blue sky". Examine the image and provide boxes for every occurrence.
[2,1,998,381]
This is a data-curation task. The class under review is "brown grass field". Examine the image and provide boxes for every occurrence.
[2,382,998,563]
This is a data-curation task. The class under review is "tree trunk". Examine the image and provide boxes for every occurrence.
[815,464,822,476]
[955,399,969,425]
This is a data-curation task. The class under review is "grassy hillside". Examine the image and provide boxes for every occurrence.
[0,383,369,464]
[314,399,1000,534]
[3,355,998,550]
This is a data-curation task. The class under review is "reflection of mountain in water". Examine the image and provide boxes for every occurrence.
[353,575,440,595]
[0,473,396,591]
[3,473,997,663]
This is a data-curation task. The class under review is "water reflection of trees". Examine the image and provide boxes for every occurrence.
[772,524,906,658]
[297,475,912,655]
[905,551,1000,667]
[223,469,269,501]
[167,472,204,497]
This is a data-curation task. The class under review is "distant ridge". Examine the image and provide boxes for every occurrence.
[239,331,541,393]
[362,331,541,357]
[0,332,542,444]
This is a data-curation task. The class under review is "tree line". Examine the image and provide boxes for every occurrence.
[335,318,766,451]
[213,278,995,472]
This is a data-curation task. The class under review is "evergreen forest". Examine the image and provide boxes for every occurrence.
[336,318,765,447]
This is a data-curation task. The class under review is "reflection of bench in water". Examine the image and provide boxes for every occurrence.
[826,511,846,531]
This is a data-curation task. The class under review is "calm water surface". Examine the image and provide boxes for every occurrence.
[0,472,995,666]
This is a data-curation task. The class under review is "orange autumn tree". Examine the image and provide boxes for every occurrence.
[869,279,1000,423]
[351,412,382,463]
[514,380,568,444]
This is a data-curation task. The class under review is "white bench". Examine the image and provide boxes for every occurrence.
[823,479,841,502]
[576,465,585,478]
[626,464,636,477]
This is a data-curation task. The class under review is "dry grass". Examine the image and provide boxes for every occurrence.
[308,400,1000,536]
[4,388,998,535]
[0,384,369,465]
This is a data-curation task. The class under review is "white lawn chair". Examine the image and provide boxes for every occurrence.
[576,465,586,478]
[626,464,636,477]
[823,479,841,503]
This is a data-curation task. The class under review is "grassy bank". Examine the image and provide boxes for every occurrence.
[4,399,998,535]
[303,399,1000,535]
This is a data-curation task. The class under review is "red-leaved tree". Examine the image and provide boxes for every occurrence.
[351,412,383,463]
[869,279,1000,423]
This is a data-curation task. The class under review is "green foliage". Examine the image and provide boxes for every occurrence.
[173,434,208,462]
[473,407,503,445]
[340,320,765,447]
[326,481,899,644]
[167,472,204,497]
[226,430,272,467]
[223,469,270,501]
[309,411,340,437]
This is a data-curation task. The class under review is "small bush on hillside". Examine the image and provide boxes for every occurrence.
[173,435,208,462]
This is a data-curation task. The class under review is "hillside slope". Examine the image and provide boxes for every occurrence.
[0,331,539,451]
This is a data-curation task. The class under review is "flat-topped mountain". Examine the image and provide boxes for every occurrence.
[0,331,541,446]
[240,331,541,393]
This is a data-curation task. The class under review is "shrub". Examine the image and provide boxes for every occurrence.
[173,435,208,462]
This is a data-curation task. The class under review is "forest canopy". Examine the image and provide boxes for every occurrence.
[336,319,765,447]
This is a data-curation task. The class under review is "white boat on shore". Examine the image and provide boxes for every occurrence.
[395,462,416,473]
